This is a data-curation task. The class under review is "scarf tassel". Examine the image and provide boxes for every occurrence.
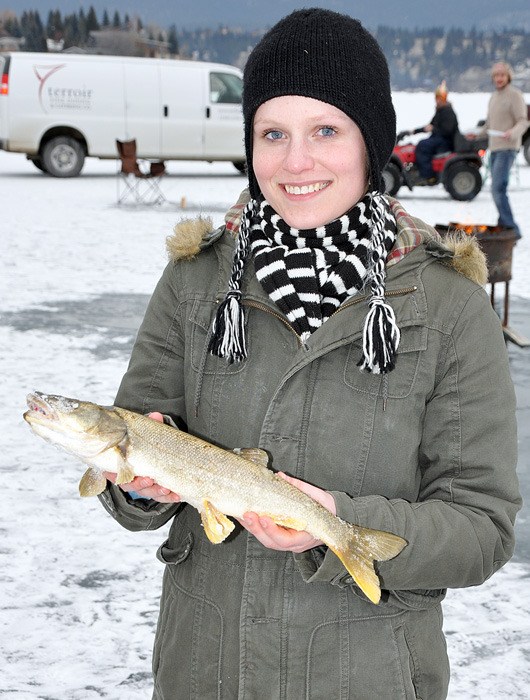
[208,291,248,364]
[358,297,400,374]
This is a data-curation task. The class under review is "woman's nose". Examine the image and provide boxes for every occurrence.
[283,138,314,173]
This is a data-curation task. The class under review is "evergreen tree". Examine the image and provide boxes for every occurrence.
[102,10,110,27]
[78,8,87,43]
[63,13,80,47]
[112,11,121,29]
[46,9,63,39]
[5,15,22,38]
[168,24,179,55]
[20,10,47,51]
[86,6,99,33]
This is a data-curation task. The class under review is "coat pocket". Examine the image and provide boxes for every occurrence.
[189,298,248,375]
[343,325,427,399]
[156,532,194,566]
[305,610,418,700]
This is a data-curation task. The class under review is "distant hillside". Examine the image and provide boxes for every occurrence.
[180,25,530,91]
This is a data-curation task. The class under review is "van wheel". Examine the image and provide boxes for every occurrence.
[42,136,85,177]
[29,157,47,173]
[233,160,246,174]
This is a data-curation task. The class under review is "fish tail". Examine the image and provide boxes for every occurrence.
[329,525,407,605]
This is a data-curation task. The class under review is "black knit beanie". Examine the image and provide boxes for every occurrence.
[242,8,396,198]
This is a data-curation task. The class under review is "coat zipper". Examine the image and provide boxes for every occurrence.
[242,285,418,343]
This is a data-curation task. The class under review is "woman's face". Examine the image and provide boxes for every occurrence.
[252,95,368,229]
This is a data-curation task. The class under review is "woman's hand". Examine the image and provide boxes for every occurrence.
[239,472,336,554]
[102,412,182,504]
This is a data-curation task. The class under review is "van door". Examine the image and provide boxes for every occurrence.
[204,70,244,159]
[123,60,161,158]
[159,63,204,158]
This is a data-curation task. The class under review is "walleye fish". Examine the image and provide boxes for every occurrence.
[24,391,407,604]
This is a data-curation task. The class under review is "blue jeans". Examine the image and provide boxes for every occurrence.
[490,150,521,238]
[415,134,452,178]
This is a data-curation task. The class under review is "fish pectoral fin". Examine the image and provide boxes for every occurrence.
[233,447,270,469]
[115,464,136,485]
[200,500,235,544]
[79,467,107,497]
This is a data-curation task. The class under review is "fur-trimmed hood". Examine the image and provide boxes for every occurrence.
[166,191,488,287]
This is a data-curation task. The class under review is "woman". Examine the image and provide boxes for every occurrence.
[100,9,520,699]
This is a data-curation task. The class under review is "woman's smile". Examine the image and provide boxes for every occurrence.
[282,181,331,196]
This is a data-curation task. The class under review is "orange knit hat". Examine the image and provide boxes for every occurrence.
[435,80,448,102]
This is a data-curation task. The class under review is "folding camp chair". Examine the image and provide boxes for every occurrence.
[116,139,166,204]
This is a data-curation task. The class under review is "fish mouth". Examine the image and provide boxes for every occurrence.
[24,392,59,423]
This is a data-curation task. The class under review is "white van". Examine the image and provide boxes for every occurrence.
[0,52,245,176]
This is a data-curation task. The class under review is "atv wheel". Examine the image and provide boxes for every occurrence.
[41,136,85,178]
[382,161,402,196]
[443,162,482,201]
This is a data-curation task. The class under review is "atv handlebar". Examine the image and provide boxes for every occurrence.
[396,130,411,143]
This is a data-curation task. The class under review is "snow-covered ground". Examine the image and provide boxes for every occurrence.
[1,91,529,699]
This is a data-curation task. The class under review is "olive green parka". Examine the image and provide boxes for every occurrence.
[99,197,520,700]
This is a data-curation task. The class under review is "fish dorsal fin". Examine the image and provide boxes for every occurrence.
[232,447,270,469]
[200,500,235,544]
[79,467,107,497]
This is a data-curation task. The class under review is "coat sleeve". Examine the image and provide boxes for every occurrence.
[295,286,521,597]
[510,89,529,141]
[98,261,186,532]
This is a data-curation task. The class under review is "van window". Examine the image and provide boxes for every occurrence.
[209,72,242,104]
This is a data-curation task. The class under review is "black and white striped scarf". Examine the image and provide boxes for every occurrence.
[208,191,400,373]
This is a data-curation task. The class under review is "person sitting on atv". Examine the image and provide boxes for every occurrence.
[404,81,459,186]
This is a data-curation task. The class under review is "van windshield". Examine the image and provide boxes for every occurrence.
[209,72,242,104]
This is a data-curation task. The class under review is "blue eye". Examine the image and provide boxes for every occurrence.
[319,126,336,137]
[265,130,283,140]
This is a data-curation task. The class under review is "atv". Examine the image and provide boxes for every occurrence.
[382,131,484,201]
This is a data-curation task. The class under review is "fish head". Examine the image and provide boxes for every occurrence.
[24,391,127,460]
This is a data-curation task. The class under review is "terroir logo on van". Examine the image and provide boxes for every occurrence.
[34,64,93,113]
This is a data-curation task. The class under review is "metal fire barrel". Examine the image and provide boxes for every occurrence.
[434,223,523,338]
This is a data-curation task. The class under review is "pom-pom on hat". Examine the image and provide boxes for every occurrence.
[242,8,396,198]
